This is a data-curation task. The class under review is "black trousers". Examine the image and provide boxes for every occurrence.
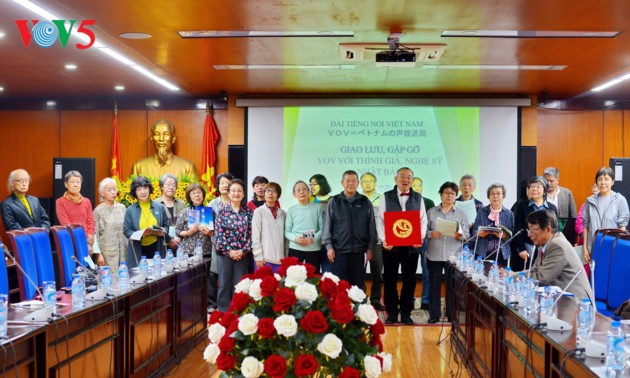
[288,248,321,274]
[382,247,419,317]
[427,259,452,320]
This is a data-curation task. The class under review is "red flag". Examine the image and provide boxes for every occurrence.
[201,112,220,196]
[110,112,122,184]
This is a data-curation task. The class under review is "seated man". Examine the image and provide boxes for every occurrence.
[1,169,51,231]
[525,209,592,302]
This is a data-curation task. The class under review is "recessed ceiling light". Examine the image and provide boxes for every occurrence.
[115,85,125,91]
[442,30,619,38]
[0,86,4,92]
[119,32,152,39]
[65,64,77,70]
[0,31,6,38]
[46,100,56,107]
[178,30,353,38]
[196,101,208,109]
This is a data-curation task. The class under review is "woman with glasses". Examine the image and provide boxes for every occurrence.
[252,182,286,273]
[425,182,470,324]
[285,180,323,272]
[56,170,96,254]
[215,179,253,311]
[471,184,514,266]
[156,174,186,249]
[511,176,558,271]
[175,183,213,257]
[309,174,332,272]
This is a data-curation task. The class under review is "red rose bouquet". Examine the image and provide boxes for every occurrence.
[204,257,392,377]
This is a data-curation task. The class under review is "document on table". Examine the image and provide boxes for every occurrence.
[436,218,459,236]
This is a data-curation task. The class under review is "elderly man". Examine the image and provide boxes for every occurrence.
[543,167,577,233]
[525,209,592,302]
[131,119,199,180]
[1,169,51,231]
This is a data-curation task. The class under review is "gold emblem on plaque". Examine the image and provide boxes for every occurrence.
[392,219,413,239]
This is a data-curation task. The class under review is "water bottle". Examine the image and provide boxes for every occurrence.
[523,278,537,313]
[43,281,57,315]
[71,273,85,308]
[576,298,593,342]
[540,286,553,316]
[474,256,484,276]
[512,272,526,305]
[605,320,625,377]
[488,262,500,290]
[194,240,203,262]
[139,256,149,278]
[166,249,174,272]
[501,267,513,297]
[459,249,467,271]
[464,246,474,273]
[153,251,162,279]
[101,266,113,295]
[118,261,130,292]
[0,294,8,338]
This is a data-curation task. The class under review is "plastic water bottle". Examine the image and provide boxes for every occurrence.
[71,273,85,308]
[464,246,474,273]
[153,251,162,279]
[43,281,57,314]
[512,272,526,305]
[502,267,513,297]
[194,240,203,262]
[459,249,467,271]
[101,266,113,295]
[488,262,500,290]
[166,249,174,272]
[540,286,553,316]
[474,256,484,276]
[0,294,8,338]
[576,298,593,342]
[605,320,625,377]
[523,278,537,312]
[118,261,130,292]
[139,256,149,278]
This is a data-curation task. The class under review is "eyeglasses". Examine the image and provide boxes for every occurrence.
[67,180,82,185]
[527,226,542,234]
[265,189,277,193]
[13,179,30,184]
[294,188,309,193]
[489,192,503,197]
[442,191,457,196]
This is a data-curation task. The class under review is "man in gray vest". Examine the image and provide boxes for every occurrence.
[377,167,428,325]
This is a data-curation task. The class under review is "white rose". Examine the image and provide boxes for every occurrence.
[208,323,226,343]
[235,278,252,293]
[249,279,263,301]
[240,356,264,378]
[284,265,307,287]
[317,333,343,359]
[348,285,367,303]
[364,355,382,378]
[273,314,298,337]
[322,272,340,284]
[357,304,378,325]
[238,313,259,335]
[378,352,392,372]
[203,343,220,364]
[295,282,318,304]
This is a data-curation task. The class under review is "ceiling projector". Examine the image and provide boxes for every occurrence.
[375,50,417,67]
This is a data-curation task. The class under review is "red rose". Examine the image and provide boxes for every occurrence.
[209,310,223,325]
[319,278,338,299]
[278,257,300,276]
[304,263,316,278]
[294,354,318,377]
[219,312,237,328]
[337,279,351,293]
[258,318,276,339]
[370,319,385,336]
[260,275,279,297]
[339,366,361,378]
[273,287,297,312]
[216,351,237,371]
[299,310,328,334]
[218,335,235,352]
[241,273,255,281]
[225,318,239,337]
[254,265,274,279]
[371,336,383,352]
[228,292,250,312]
[329,303,355,324]
[264,354,287,377]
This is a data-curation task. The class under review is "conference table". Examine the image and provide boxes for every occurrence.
[447,261,611,378]
[0,260,208,378]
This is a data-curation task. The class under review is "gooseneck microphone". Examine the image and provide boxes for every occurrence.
[541,268,584,331]
[483,229,524,263]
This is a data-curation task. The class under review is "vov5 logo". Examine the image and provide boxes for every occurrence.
[15,20,96,49]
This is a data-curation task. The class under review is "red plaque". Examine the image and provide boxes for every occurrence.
[384,210,422,247]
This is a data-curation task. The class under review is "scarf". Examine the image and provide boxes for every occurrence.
[488,207,501,226]
[63,191,84,204]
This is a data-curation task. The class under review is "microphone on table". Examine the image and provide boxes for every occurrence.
[540,268,584,332]
[70,255,99,291]
[3,246,55,322]
[70,256,109,301]
[483,229,524,263]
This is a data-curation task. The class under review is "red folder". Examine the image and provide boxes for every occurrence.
[384,210,422,247]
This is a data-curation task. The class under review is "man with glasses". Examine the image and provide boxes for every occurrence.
[524,209,592,301]
[1,169,51,231]
[360,172,385,310]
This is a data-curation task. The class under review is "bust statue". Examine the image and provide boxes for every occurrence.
[130,119,199,180]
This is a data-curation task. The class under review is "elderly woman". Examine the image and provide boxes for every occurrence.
[123,176,177,267]
[582,167,630,263]
[471,184,515,266]
[285,180,323,272]
[156,174,187,248]
[215,179,253,312]
[93,178,128,274]
[252,182,287,273]
[55,170,95,250]
[511,176,558,271]
[426,182,470,324]
[175,183,212,256]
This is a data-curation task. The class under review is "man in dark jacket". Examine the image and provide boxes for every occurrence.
[322,170,377,289]
[1,169,50,232]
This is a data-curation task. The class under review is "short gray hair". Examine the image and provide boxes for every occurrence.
[63,170,83,183]
[159,173,178,188]
[459,174,476,186]
[543,167,559,178]
[7,169,29,192]
[98,177,117,202]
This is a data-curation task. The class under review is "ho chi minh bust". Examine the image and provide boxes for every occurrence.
[130,119,199,180]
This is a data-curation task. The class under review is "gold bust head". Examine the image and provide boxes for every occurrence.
[151,119,176,165]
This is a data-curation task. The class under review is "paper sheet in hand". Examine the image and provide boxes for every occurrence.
[458,200,477,224]
[436,218,459,236]
[130,229,147,241]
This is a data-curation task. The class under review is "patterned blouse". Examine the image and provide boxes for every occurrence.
[215,204,253,256]
[93,202,128,261]
[174,206,213,256]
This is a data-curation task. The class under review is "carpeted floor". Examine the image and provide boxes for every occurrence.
[376,298,450,326]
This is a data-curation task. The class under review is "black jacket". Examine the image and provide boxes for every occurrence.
[322,191,377,254]
[1,193,50,231]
